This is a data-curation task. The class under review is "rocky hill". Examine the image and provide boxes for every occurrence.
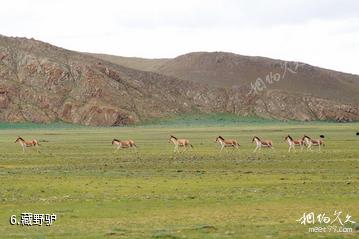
[0,35,358,126]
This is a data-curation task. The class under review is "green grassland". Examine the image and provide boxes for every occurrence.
[0,118,358,238]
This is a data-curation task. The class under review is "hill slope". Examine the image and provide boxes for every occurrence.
[0,36,238,125]
[0,35,358,126]
[90,53,169,72]
[93,52,359,105]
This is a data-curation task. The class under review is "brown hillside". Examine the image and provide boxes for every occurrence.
[0,35,358,125]
[93,52,359,105]
[90,53,169,72]
[0,36,233,125]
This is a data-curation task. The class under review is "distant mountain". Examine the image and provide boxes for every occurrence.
[93,52,359,105]
[91,54,169,72]
[0,35,358,126]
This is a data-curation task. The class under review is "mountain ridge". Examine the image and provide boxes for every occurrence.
[92,51,359,105]
[0,35,358,126]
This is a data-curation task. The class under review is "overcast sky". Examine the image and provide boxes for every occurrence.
[1,0,358,74]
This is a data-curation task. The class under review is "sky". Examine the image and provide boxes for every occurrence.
[1,0,358,74]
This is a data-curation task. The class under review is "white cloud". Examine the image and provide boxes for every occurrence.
[0,0,358,74]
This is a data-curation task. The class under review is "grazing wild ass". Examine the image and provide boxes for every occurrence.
[215,136,240,152]
[169,135,193,153]
[14,136,40,153]
[112,139,137,153]
[284,135,303,152]
[302,135,324,151]
[252,136,273,152]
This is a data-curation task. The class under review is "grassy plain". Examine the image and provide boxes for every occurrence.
[0,117,358,238]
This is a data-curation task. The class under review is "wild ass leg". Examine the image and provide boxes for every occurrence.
[35,143,40,153]
[114,145,121,153]
[174,145,178,153]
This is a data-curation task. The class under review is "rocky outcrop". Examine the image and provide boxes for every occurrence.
[0,36,233,125]
[249,90,359,122]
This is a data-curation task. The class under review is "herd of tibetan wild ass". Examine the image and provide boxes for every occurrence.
[14,134,333,154]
